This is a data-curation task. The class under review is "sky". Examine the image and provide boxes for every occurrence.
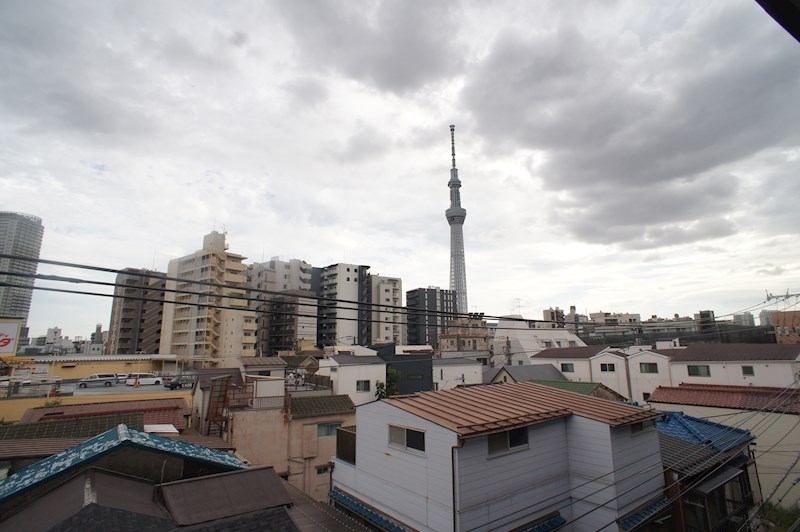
[2,0,800,339]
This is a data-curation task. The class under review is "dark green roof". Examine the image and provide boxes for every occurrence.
[530,380,601,395]
[0,413,145,440]
[291,395,355,419]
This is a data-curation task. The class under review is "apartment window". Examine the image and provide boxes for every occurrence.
[356,380,370,392]
[561,363,574,373]
[640,363,658,374]
[643,392,651,401]
[742,366,755,377]
[601,363,615,372]
[488,427,529,456]
[316,466,330,475]
[318,423,341,437]
[389,425,425,453]
[688,365,711,377]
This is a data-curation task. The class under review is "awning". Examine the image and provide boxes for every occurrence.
[329,488,407,532]
[694,466,742,495]
[519,512,567,531]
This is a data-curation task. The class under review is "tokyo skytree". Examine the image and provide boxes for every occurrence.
[446,125,468,315]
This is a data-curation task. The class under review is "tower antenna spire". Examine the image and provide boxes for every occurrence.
[450,124,457,169]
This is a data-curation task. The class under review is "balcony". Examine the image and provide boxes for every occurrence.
[336,426,356,465]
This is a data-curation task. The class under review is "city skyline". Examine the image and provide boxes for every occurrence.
[2,1,800,337]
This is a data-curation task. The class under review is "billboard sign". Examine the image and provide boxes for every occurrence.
[0,320,22,355]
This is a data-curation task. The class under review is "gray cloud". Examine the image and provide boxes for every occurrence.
[276,0,464,93]
[756,263,786,276]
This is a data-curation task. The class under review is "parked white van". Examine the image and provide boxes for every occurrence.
[125,373,162,386]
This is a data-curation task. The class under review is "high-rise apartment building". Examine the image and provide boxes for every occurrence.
[0,212,44,337]
[262,289,318,353]
[248,257,313,354]
[406,287,456,348]
[318,263,369,346]
[368,275,404,345]
[160,231,256,364]
[106,268,166,354]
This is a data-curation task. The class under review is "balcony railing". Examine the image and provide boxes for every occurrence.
[336,426,356,465]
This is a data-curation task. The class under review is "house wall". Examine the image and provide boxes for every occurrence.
[668,361,799,388]
[609,423,664,515]
[589,353,631,399]
[434,363,482,391]
[331,400,459,532]
[317,360,385,406]
[648,401,800,509]
[455,419,572,531]
[288,412,355,501]
[533,357,592,383]
[626,352,672,403]
[229,408,288,473]
[566,416,619,531]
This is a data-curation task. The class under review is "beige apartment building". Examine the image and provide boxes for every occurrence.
[106,268,166,355]
[369,275,404,345]
[160,231,256,365]
[774,310,800,344]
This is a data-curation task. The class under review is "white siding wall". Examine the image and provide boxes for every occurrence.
[608,424,664,515]
[590,353,631,399]
[533,357,592,382]
[627,352,672,403]
[434,363,483,391]
[668,361,799,388]
[331,401,459,532]
[566,416,619,532]
[455,419,572,531]
[335,364,386,406]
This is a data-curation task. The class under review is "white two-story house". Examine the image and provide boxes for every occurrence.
[316,354,386,406]
[531,346,632,399]
[331,382,665,531]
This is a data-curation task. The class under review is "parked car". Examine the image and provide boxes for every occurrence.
[78,373,118,388]
[125,373,162,386]
[164,376,189,390]
[116,374,129,383]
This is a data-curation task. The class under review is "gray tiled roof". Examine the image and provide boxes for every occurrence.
[483,364,567,383]
[291,395,355,419]
[432,357,482,366]
[654,343,800,361]
[330,355,385,365]
[532,346,613,359]
[658,433,727,476]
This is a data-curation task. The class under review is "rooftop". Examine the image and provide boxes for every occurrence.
[239,356,286,367]
[657,411,754,453]
[648,383,800,415]
[654,343,800,362]
[330,355,385,365]
[532,345,614,359]
[291,395,355,419]
[0,413,144,440]
[384,382,659,438]
[20,398,189,428]
[432,357,482,366]
[483,364,567,383]
[194,367,245,390]
[658,433,729,476]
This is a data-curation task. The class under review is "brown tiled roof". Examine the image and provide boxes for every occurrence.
[532,346,614,359]
[240,356,286,367]
[648,383,800,414]
[0,413,144,440]
[291,395,355,419]
[20,398,189,429]
[653,343,800,361]
[384,382,658,437]
[194,368,244,390]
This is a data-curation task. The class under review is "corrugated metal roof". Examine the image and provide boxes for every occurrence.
[159,466,291,526]
[383,382,659,437]
[653,343,800,361]
[21,398,189,426]
[0,413,144,440]
[240,356,287,367]
[532,346,612,359]
[531,380,601,395]
[0,424,247,503]
[291,395,355,419]
[648,383,800,415]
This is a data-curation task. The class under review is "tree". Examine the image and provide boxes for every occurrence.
[375,367,400,399]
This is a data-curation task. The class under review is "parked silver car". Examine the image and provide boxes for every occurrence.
[78,373,118,388]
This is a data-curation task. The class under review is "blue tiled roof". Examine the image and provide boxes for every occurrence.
[656,411,754,453]
[0,424,246,502]
[619,496,671,530]
[329,488,407,532]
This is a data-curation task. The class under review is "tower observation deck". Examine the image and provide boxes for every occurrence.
[446,125,468,315]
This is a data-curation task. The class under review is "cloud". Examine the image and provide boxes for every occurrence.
[276,0,464,93]
[756,264,786,276]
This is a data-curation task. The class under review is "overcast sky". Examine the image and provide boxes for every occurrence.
[2,0,800,339]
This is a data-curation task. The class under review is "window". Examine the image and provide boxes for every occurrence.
[560,363,574,373]
[330,367,337,373]
[408,374,423,380]
[688,365,711,377]
[642,392,651,401]
[316,466,330,475]
[742,366,755,377]
[569,341,577,347]
[640,363,658,374]
[601,363,615,372]
[356,380,370,392]
[488,427,529,456]
[318,423,341,437]
[389,425,425,453]
[542,341,553,348]
[518,360,523,365]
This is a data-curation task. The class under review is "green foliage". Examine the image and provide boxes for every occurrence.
[375,367,401,399]
[762,502,800,531]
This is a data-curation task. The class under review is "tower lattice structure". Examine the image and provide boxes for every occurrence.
[446,125,468,315]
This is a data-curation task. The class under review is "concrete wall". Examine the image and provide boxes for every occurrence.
[590,353,631,399]
[668,360,799,388]
[627,352,673,403]
[433,363,482,391]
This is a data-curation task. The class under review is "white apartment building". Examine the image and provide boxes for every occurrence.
[369,275,404,345]
[160,231,257,365]
[492,315,586,366]
[318,263,368,346]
